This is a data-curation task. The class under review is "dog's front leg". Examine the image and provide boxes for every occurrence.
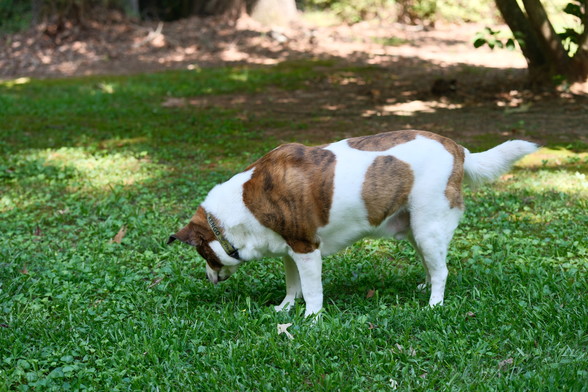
[289,249,323,317]
[275,255,302,312]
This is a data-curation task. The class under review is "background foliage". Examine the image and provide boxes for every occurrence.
[0,0,33,33]
[303,0,499,24]
[1,0,502,33]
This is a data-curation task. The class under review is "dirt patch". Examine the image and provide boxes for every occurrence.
[169,81,588,147]
[1,15,527,79]
[2,15,587,148]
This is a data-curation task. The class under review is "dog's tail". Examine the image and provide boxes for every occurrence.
[463,140,538,187]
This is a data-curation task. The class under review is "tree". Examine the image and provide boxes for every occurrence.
[250,0,298,26]
[494,0,588,85]
[193,0,298,25]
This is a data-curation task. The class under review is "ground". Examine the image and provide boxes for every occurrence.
[2,14,587,148]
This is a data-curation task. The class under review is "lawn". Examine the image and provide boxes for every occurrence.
[0,62,587,391]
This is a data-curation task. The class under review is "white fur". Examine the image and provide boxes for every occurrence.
[464,140,538,187]
[289,249,323,317]
[202,169,290,261]
[319,136,455,255]
[200,134,537,315]
[274,256,302,312]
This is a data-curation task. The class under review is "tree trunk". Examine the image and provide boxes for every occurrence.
[570,0,588,80]
[193,0,244,17]
[250,0,297,27]
[31,0,43,25]
[495,0,588,85]
[126,0,140,18]
[521,0,573,77]
[494,0,551,83]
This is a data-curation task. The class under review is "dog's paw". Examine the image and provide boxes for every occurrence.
[303,304,323,319]
[304,309,323,324]
[275,298,296,312]
[428,297,444,307]
[417,282,429,291]
[274,304,290,312]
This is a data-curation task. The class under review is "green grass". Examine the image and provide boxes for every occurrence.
[371,36,410,47]
[1,62,587,391]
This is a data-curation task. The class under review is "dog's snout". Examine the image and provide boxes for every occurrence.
[206,272,219,285]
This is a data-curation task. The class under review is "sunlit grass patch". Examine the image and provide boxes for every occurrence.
[509,169,587,195]
[371,36,411,46]
[0,77,31,88]
[461,156,587,275]
[502,148,588,196]
[9,147,159,190]
[517,147,588,171]
[97,137,150,150]
[0,195,15,211]
[0,146,165,219]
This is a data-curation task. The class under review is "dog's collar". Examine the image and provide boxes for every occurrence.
[206,213,240,260]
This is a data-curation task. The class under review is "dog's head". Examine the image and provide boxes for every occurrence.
[168,206,240,284]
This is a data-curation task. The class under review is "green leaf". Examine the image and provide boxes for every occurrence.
[563,3,582,18]
[484,26,498,35]
[506,38,516,50]
[473,37,487,48]
[558,28,580,44]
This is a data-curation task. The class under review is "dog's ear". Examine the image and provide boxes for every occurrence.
[168,222,199,246]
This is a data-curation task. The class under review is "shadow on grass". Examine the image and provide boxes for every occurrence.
[2,58,588,165]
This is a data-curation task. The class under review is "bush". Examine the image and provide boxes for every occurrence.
[301,0,499,25]
[302,0,395,24]
[36,0,126,23]
[435,0,500,23]
[397,0,437,25]
[0,0,32,34]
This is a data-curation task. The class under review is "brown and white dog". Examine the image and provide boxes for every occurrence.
[168,130,537,316]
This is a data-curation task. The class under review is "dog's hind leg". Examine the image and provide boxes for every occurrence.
[410,207,463,306]
[385,211,431,291]
[407,232,430,291]
[275,255,302,312]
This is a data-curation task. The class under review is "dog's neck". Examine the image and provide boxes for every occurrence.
[206,212,240,260]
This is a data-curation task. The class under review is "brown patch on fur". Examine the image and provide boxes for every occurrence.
[436,138,465,209]
[348,130,465,209]
[415,132,465,209]
[171,206,224,271]
[362,156,414,226]
[347,130,418,151]
[243,143,336,254]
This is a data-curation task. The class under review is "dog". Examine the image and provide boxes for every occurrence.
[168,130,537,316]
